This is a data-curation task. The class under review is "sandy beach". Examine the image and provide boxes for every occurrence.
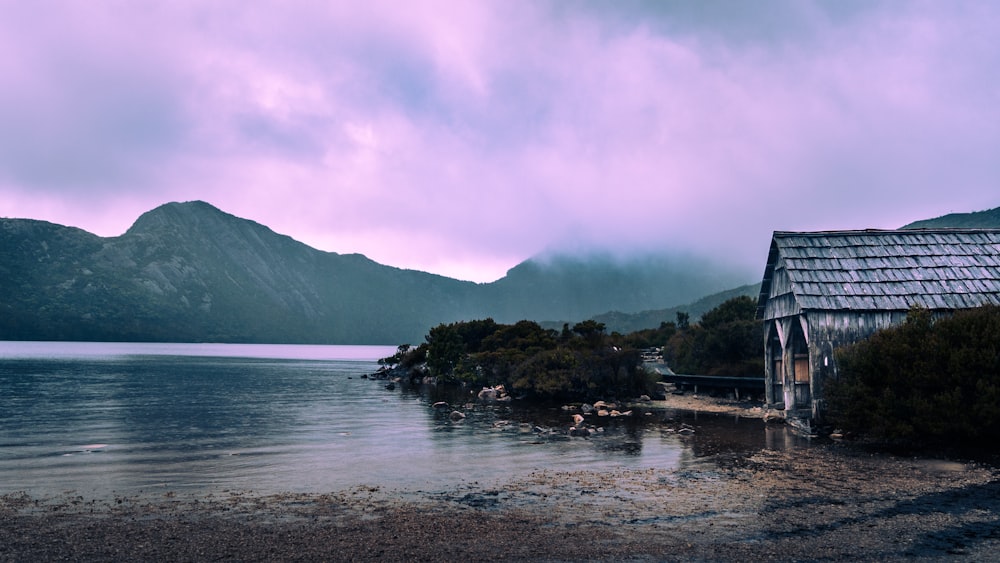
[4,417,999,562]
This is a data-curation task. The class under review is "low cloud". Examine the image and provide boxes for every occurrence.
[1,1,998,282]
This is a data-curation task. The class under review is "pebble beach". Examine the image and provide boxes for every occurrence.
[4,392,998,562]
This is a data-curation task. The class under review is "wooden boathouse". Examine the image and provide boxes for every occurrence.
[755,229,1000,432]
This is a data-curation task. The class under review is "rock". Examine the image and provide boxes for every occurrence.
[572,414,585,426]
[477,384,512,402]
[449,411,466,421]
[763,411,786,424]
[432,401,450,410]
[580,403,594,414]
[593,400,607,409]
[597,409,610,417]
[569,426,591,437]
[638,395,651,402]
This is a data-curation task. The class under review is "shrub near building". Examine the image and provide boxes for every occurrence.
[827,305,1000,448]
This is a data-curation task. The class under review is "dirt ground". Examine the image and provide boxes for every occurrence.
[3,440,999,562]
[649,391,766,417]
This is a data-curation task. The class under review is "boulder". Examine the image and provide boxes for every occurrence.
[449,411,466,421]
[477,384,511,402]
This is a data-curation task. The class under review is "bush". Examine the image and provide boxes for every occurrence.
[827,305,1000,448]
[662,296,763,377]
[388,318,657,401]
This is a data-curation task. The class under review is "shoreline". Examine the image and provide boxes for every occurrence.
[3,446,998,561]
[644,390,766,418]
[4,395,999,561]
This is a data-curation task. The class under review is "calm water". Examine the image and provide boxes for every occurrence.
[0,342,800,497]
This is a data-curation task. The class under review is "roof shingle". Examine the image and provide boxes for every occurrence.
[758,229,1000,318]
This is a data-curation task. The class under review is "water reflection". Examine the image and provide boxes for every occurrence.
[0,343,813,497]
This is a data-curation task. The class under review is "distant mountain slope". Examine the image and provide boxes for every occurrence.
[0,201,755,344]
[902,206,1000,229]
[482,251,749,324]
[539,283,761,334]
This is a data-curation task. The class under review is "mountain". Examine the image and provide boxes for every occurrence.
[0,201,753,344]
[0,202,485,344]
[585,283,761,335]
[901,206,1000,229]
[482,251,749,324]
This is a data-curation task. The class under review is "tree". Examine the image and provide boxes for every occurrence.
[662,296,762,376]
[676,311,690,330]
[424,323,466,380]
[571,320,606,349]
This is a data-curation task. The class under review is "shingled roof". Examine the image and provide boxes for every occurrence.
[756,229,1000,319]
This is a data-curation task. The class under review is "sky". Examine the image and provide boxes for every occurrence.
[2,1,999,283]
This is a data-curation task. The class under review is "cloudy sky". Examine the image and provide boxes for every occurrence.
[2,1,998,282]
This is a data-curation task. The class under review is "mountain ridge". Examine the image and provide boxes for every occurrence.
[901,206,1000,229]
[0,200,750,343]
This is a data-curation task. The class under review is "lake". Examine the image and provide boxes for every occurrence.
[0,341,802,498]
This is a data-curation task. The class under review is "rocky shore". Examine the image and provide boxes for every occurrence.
[3,392,998,562]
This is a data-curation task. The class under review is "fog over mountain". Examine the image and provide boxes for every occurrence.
[0,201,753,344]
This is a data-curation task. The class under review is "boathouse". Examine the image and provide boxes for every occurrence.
[755,229,1000,430]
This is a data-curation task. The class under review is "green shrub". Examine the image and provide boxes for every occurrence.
[827,305,1000,448]
[663,296,763,377]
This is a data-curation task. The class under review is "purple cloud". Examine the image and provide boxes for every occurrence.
[1,1,998,282]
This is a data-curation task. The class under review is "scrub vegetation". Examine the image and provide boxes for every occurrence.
[382,296,765,401]
[827,305,1000,447]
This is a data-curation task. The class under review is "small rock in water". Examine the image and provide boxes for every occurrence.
[449,410,466,421]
